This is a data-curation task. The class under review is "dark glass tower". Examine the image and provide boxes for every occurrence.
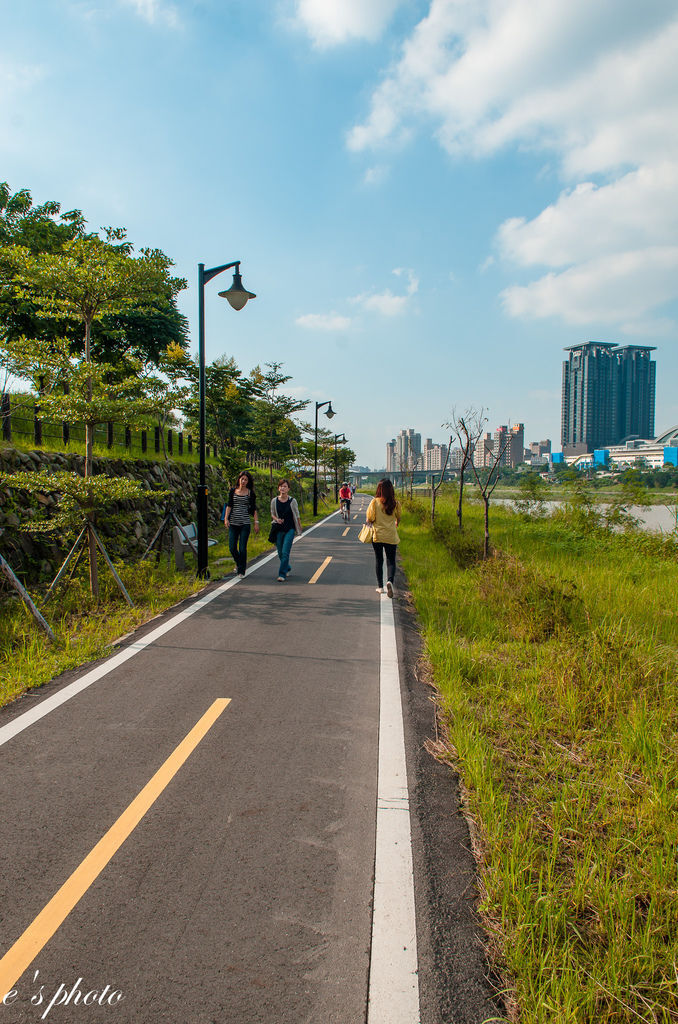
[561,343,656,454]
[615,345,656,441]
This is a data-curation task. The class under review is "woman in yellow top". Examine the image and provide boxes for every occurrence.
[366,478,401,597]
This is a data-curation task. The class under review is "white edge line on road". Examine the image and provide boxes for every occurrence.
[0,512,338,749]
[368,595,420,1024]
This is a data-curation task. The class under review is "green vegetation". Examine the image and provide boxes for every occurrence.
[399,493,678,1023]
[0,501,326,710]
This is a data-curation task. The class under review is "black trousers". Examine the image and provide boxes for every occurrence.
[372,541,397,587]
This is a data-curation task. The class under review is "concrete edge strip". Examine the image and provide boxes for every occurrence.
[367,595,420,1023]
[0,511,338,749]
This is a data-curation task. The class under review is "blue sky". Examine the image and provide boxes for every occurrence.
[2,0,677,468]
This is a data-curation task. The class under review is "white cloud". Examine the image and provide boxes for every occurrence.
[501,247,678,325]
[294,0,405,48]
[346,0,678,330]
[497,163,678,268]
[119,0,181,28]
[351,267,418,316]
[354,290,408,316]
[295,312,352,330]
[364,165,389,186]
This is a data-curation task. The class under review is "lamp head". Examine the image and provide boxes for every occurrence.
[325,403,336,420]
[219,268,256,311]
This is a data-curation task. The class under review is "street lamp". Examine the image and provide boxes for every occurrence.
[197,260,255,578]
[313,400,336,516]
[333,433,346,501]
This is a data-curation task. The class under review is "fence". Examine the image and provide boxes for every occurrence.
[3,392,226,462]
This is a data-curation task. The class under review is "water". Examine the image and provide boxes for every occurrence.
[498,498,677,534]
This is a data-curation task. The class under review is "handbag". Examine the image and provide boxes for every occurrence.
[268,522,282,544]
[358,522,375,544]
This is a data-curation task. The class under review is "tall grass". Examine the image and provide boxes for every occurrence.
[400,496,678,1023]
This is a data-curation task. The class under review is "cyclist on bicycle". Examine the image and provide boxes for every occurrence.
[339,482,352,519]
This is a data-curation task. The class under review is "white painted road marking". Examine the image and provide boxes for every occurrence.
[0,516,333,749]
[368,596,420,1023]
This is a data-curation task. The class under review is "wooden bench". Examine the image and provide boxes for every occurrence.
[173,522,217,570]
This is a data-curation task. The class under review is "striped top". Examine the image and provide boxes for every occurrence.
[229,492,252,526]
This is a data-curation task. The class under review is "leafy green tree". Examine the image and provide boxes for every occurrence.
[246,362,308,494]
[0,184,188,368]
[0,234,185,597]
[514,472,549,518]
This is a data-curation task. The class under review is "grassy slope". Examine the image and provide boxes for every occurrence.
[399,495,678,1023]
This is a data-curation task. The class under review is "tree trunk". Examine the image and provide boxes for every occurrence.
[483,496,490,559]
[87,521,99,599]
[85,320,94,478]
[457,464,465,530]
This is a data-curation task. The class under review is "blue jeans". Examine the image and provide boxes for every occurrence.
[228,523,251,574]
[276,528,295,578]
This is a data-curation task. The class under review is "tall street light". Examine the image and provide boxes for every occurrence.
[313,400,336,516]
[333,433,346,501]
[197,260,255,577]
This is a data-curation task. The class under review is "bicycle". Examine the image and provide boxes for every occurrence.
[340,500,350,522]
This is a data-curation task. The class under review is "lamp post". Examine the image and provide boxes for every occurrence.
[313,400,336,516]
[197,261,255,577]
[333,433,346,501]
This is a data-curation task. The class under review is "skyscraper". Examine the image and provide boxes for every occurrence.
[615,345,656,442]
[561,343,656,455]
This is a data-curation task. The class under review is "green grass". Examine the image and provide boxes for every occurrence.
[1,432,221,467]
[399,496,678,1023]
[0,504,326,709]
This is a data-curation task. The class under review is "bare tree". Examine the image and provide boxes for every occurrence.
[446,408,483,531]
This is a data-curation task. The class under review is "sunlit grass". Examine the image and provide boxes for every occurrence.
[400,495,678,1023]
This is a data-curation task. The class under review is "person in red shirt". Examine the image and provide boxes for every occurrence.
[338,482,352,519]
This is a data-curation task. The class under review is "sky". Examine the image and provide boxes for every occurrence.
[2,0,677,469]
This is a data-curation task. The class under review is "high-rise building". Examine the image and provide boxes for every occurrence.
[492,423,524,468]
[561,342,656,455]
[394,428,421,469]
[615,345,656,442]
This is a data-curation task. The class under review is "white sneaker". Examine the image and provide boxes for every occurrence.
[386,581,393,598]
[375,586,383,593]
[277,575,286,582]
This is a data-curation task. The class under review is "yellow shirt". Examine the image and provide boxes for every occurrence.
[366,497,401,544]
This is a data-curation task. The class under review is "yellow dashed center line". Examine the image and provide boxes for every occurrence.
[308,556,332,584]
[0,698,231,998]
[342,527,350,536]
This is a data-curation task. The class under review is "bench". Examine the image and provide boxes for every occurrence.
[173,522,217,570]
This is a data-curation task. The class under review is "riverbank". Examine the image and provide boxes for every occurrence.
[398,495,678,1022]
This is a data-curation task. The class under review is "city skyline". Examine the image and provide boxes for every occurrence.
[2,3,677,468]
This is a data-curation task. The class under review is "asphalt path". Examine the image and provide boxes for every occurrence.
[0,496,502,1024]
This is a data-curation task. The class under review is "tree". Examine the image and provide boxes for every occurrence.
[246,363,308,494]
[0,184,189,368]
[0,233,185,597]
[453,408,509,558]
[447,408,483,531]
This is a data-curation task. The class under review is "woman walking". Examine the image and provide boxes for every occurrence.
[365,478,401,597]
[224,471,259,578]
[270,478,302,582]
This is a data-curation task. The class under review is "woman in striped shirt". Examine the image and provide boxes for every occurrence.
[224,471,259,577]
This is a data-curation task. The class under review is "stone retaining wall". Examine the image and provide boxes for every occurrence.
[0,447,232,583]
